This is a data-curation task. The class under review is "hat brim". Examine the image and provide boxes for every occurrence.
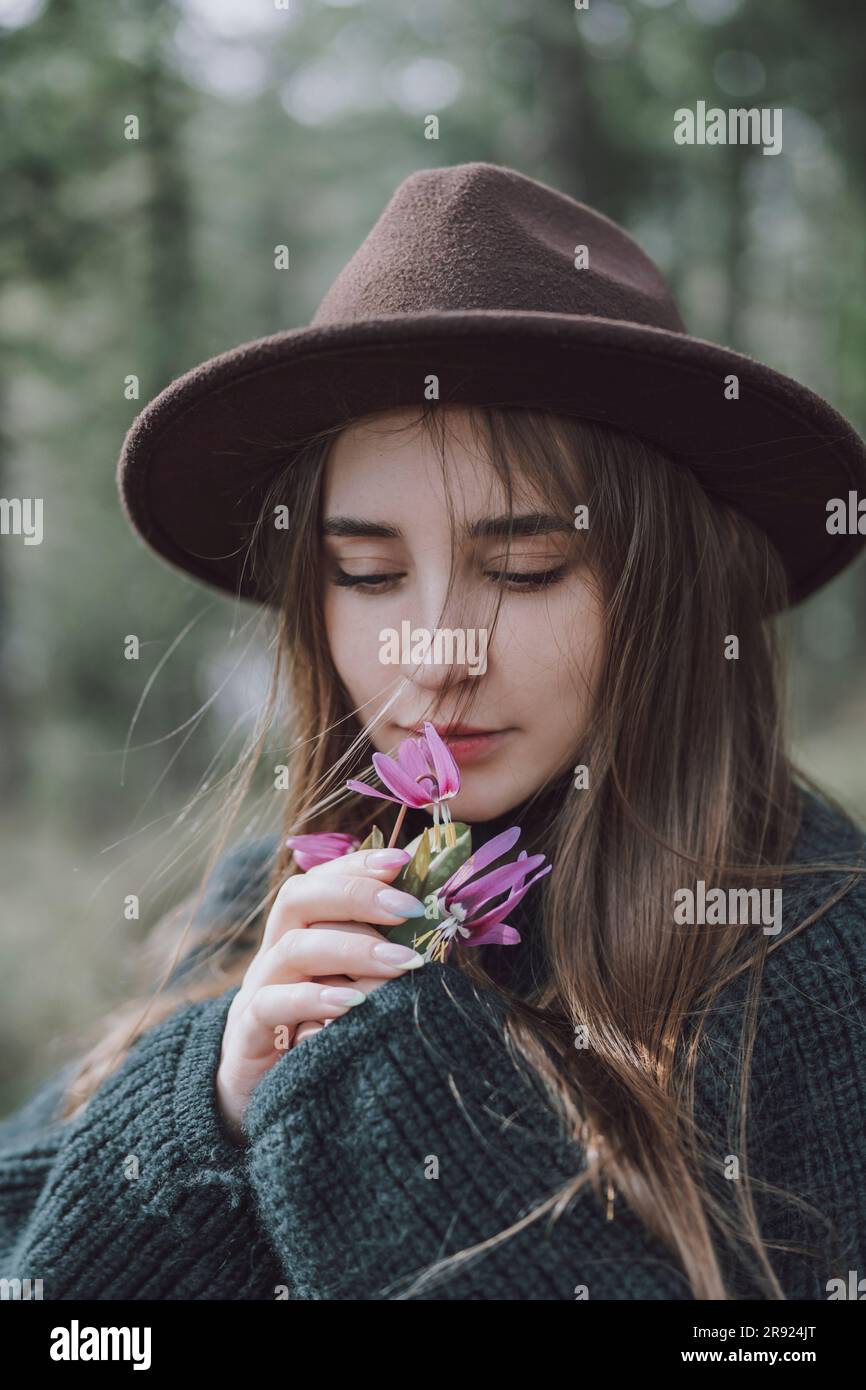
[116,312,866,609]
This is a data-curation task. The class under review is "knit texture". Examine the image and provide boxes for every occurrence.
[1,786,864,1300]
[0,993,282,1299]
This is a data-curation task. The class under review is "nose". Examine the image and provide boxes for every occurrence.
[391,577,489,687]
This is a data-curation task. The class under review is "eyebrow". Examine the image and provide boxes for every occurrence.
[321,512,572,540]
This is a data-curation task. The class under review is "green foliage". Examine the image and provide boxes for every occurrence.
[355,822,474,947]
[399,823,473,898]
[358,825,385,852]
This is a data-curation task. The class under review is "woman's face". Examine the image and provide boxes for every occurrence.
[321,407,605,823]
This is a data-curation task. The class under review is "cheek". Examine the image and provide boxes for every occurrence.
[497,582,605,706]
[324,590,358,679]
[565,586,606,704]
[323,591,383,700]
[569,584,606,691]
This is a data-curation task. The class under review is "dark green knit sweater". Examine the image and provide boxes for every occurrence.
[1,787,865,1300]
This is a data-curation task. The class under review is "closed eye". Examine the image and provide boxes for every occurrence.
[330,566,568,593]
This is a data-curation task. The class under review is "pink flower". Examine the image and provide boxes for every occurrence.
[285,832,360,872]
[413,827,552,962]
[346,722,461,849]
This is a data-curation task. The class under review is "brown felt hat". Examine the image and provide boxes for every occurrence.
[117,160,866,610]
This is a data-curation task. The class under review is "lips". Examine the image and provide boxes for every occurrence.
[402,724,499,737]
[438,729,509,763]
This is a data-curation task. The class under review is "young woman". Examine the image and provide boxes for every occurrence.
[2,163,866,1302]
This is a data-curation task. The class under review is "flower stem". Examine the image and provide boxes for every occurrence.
[387,802,408,848]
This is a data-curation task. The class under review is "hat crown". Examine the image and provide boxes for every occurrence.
[312,161,686,333]
[116,160,866,611]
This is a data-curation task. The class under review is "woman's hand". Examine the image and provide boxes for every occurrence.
[215,847,427,1144]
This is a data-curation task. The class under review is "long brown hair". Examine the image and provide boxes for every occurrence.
[61,401,865,1300]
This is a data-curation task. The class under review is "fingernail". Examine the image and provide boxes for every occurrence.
[319,986,367,1006]
[375,887,427,917]
[365,848,412,868]
[372,942,426,967]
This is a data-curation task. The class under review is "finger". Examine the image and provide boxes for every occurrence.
[262,869,428,950]
[232,981,368,1061]
[241,920,382,996]
[313,972,391,993]
[293,1021,324,1046]
[275,847,413,929]
[302,847,413,879]
[244,925,426,995]
[313,972,359,987]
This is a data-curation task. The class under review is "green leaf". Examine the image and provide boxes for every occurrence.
[386,918,434,950]
[357,821,473,949]
[395,825,431,898]
[393,822,472,898]
[423,823,473,893]
[386,894,447,950]
[358,824,384,852]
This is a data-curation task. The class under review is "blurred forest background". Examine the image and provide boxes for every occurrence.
[1,0,865,1111]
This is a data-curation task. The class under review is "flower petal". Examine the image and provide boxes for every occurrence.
[422,722,461,798]
[462,923,522,947]
[370,752,431,807]
[451,853,549,914]
[285,832,360,871]
[345,777,403,805]
[439,826,522,897]
[463,863,552,932]
[396,736,430,782]
[285,833,357,852]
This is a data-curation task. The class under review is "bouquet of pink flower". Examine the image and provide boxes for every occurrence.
[286,723,551,964]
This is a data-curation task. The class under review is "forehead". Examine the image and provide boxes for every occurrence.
[322,407,542,519]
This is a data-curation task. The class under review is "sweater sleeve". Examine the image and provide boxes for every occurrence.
[242,962,693,1300]
[0,987,282,1300]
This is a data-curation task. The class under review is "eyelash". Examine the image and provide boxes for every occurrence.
[330,565,568,594]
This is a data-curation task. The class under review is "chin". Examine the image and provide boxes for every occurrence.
[449,788,512,825]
